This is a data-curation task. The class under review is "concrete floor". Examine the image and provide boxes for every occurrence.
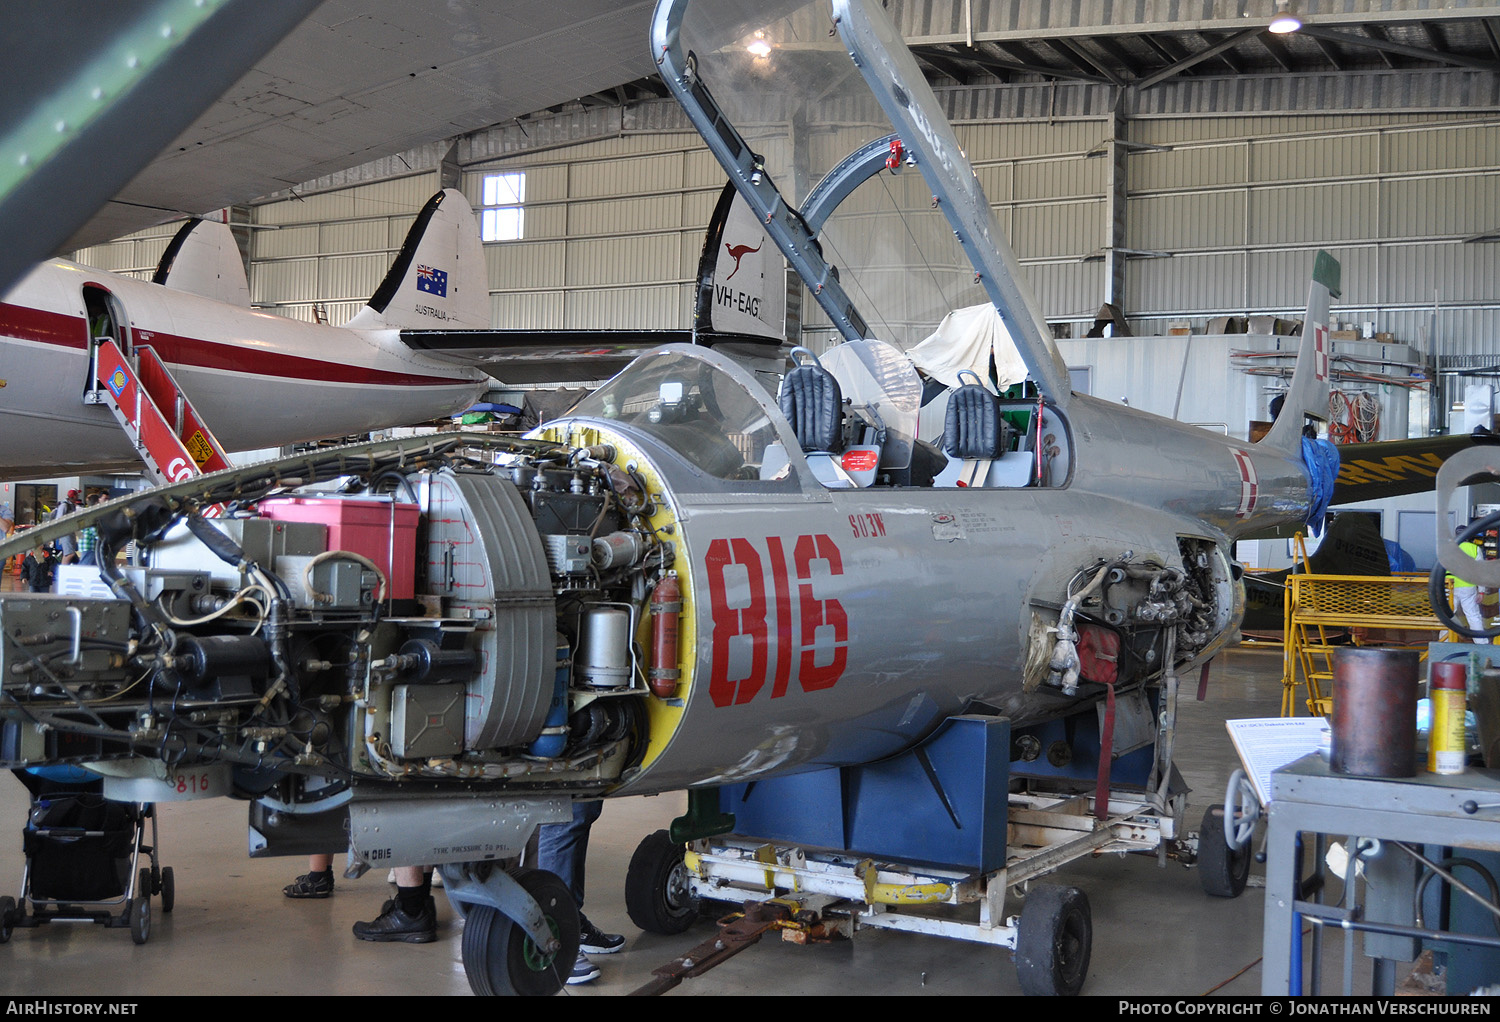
[0,632,1308,998]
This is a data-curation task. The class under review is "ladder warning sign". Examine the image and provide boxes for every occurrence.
[185,431,215,467]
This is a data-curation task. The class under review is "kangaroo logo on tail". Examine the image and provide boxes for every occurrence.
[724,240,762,281]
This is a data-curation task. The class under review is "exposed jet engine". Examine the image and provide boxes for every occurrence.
[0,438,662,807]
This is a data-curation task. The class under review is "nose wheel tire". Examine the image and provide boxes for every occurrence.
[0,895,15,943]
[460,868,579,997]
[1014,884,1091,996]
[1198,803,1252,898]
[625,829,699,935]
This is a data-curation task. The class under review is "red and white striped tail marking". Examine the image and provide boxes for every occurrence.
[1313,322,1329,382]
[1232,449,1259,519]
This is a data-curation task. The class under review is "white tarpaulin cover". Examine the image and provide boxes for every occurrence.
[905,304,1029,395]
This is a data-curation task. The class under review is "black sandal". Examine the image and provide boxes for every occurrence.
[283,872,334,899]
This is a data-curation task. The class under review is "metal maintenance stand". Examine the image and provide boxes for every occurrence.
[628,709,1216,996]
[1260,754,1500,995]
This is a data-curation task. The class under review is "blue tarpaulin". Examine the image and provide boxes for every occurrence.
[1302,436,1340,534]
[1384,539,1415,573]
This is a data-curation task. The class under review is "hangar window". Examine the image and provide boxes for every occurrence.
[480,172,526,242]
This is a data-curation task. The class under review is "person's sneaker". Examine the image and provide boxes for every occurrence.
[566,951,601,985]
[282,872,334,899]
[376,895,436,918]
[352,898,436,943]
[578,914,625,954]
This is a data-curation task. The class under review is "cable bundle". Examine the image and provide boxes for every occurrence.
[1327,390,1380,444]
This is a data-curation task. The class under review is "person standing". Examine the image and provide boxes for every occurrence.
[50,490,80,564]
[536,800,624,984]
[0,500,13,574]
[1450,523,1492,644]
[76,492,106,566]
[20,545,56,593]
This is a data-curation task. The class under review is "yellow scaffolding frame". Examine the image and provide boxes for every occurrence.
[1281,570,1450,717]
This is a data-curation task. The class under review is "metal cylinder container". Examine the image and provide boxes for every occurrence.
[1331,647,1418,777]
[526,637,572,758]
[592,531,645,571]
[175,634,272,689]
[575,606,631,688]
[397,639,479,685]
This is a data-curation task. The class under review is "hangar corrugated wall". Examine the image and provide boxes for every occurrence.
[1127,113,1500,355]
[69,100,1500,361]
[231,107,1500,362]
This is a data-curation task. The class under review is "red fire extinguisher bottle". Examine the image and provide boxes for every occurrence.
[648,574,682,698]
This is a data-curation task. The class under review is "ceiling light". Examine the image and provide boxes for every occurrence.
[747,31,771,58]
[1269,2,1301,34]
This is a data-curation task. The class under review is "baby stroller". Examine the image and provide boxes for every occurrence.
[0,767,174,945]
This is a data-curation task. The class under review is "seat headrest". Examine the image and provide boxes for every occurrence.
[780,364,843,453]
[943,384,1005,459]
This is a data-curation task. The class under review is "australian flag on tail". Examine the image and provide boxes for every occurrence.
[416,264,448,298]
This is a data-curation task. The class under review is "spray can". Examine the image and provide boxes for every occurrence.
[1429,661,1468,776]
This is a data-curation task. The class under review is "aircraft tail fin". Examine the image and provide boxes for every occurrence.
[345,189,489,331]
[153,216,250,307]
[1258,250,1340,454]
[692,182,788,343]
[1304,511,1391,576]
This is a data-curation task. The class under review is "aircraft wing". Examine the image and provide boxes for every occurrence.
[0,0,322,296]
[1332,431,1495,505]
[5,1,661,266]
[399,329,785,386]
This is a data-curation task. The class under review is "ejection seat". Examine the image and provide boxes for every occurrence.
[935,371,1018,487]
[772,347,857,488]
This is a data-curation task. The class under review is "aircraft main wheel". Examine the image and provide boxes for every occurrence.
[1014,885,1091,996]
[461,868,578,997]
[0,895,15,943]
[1198,804,1251,898]
[625,829,698,935]
[159,867,175,914]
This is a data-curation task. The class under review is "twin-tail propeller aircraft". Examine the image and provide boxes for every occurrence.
[1,0,1345,996]
[0,179,788,480]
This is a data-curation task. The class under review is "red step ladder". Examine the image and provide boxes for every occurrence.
[88,339,234,486]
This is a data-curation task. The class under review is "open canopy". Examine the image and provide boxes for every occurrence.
[654,0,1074,404]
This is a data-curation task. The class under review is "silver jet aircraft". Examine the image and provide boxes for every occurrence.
[0,0,1340,996]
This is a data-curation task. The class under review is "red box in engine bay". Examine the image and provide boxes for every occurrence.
[259,497,419,600]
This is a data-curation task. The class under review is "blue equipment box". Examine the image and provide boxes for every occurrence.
[718,715,1010,873]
